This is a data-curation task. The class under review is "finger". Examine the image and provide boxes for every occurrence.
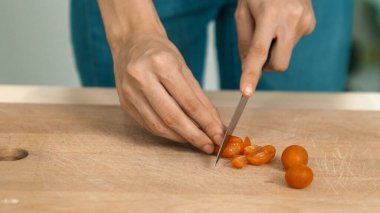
[157,65,225,146]
[181,66,226,145]
[142,79,215,154]
[235,0,255,59]
[176,51,225,132]
[302,3,316,35]
[264,33,294,72]
[240,21,274,96]
[121,84,187,143]
[120,99,150,131]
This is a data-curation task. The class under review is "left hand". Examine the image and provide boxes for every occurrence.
[235,0,316,96]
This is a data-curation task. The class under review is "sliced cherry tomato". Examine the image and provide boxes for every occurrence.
[246,145,276,166]
[213,135,244,158]
[285,164,313,189]
[281,145,308,170]
[243,145,261,156]
[231,156,248,169]
[243,136,251,148]
[228,135,243,147]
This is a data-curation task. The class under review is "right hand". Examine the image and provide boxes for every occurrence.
[112,33,225,154]
[235,0,316,96]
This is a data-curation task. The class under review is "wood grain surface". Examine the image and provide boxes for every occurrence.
[0,100,379,212]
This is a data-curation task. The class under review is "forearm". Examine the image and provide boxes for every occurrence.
[97,0,166,53]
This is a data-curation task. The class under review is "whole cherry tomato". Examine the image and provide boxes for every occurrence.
[231,156,248,169]
[281,145,308,170]
[285,164,313,189]
[246,145,276,166]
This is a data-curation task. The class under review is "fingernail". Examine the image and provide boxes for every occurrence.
[213,134,223,146]
[202,144,214,154]
[244,86,253,96]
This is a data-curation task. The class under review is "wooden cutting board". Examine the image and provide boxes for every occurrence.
[0,103,379,212]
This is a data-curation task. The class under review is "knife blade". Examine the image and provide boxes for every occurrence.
[215,95,249,166]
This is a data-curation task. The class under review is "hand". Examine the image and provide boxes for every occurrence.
[235,0,316,96]
[113,33,225,154]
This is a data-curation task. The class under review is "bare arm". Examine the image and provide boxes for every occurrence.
[97,0,166,53]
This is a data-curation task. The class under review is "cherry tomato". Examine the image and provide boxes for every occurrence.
[243,136,251,148]
[243,145,261,156]
[246,145,276,166]
[285,165,313,189]
[231,156,248,169]
[281,145,308,170]
[213,135,244,158]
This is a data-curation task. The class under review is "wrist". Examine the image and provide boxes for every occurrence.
[107,20,167,55]
[98,0,167,54]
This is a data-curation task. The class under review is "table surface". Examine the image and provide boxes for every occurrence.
[1,85,380,212]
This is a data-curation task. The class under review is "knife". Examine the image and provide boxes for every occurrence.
[215,95,249,166]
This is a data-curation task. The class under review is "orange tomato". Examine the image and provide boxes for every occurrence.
[231,156,248,169]
[243,145,261,156]
[213,135,244,158]
[246,145,276,166]
[243,136,251,148]
[228,135,243,144]
[285,165,313,189]
[281,145,308,170]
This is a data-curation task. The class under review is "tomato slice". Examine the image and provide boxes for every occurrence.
[231,156,248,169]
[246,145,276,166]
[243,136,252,148]
[243,145,261,156]
[213,135,244,158]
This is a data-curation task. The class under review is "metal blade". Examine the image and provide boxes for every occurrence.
[215,95,249,166]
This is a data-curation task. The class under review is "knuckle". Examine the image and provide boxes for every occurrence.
[150,51,180,81]
[234,9,247,21]
[271,61,289,72]
[250,43,268,59]
[203,120,218,134]
[159,68,178,85]
[183,125,201,143]
[306,15,316,34]
[150,122,167,136]
[289,4,304,19]
[242,63,259,77]
[184,99,199,115]
[150,51,175,68]
[299,20,309,31]
[163,112,180,128]
[120,83,132,97]
[126,62,144,84]
[238,44,250,60]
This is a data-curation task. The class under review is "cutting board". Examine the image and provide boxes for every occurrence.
[0,103,379,212]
